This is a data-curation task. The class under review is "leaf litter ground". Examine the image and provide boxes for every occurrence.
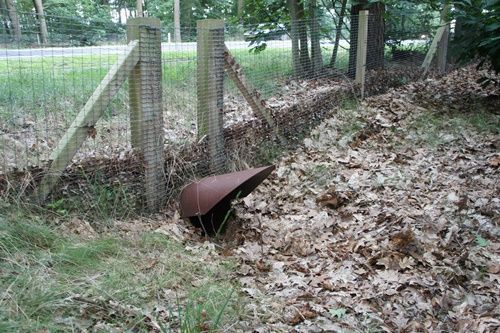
[180,66,499,332]
[30,66,498,332]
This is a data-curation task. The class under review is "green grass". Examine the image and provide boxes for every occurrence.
[0,47,350,126]
[410,109,500,148]
[0,212,244,332]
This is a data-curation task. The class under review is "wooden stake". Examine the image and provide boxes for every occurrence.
[355,10,368,99]
[36,41,140,202]
[436,24,450,74]
[223,46,286,145]
[422,3,450,76]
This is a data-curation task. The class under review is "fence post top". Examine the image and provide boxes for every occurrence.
[197,19,224,29]
[127,17,161,28]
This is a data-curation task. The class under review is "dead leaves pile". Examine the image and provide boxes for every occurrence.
[222,66,499,332]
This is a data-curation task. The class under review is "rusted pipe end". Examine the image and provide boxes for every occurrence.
[180,165,275,235]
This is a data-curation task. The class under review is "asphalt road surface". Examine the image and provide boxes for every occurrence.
[0,40,300,60]
[0,39,425,60]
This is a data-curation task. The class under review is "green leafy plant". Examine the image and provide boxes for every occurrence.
[475,234,489,247]
[329,307,347,319]
[452,0,500,85]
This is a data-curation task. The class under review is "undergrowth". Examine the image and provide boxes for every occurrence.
[0,210,244,332]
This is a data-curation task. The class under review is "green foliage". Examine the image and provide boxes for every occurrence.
[329,307,347,319]
[452,0,500,84]
[385,1,440,47]
[43,0,123,46]
[475,234,489,247]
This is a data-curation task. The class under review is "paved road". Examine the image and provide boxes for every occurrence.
[0,40,298,59]
[0,39,425,60]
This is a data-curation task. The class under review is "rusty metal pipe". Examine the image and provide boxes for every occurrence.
[180,165,275,234]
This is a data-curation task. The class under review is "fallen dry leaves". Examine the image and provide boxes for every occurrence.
[59,66,499,332]
[214,67,499,332]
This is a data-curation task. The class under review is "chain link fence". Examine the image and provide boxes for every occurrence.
[0,11,444,214]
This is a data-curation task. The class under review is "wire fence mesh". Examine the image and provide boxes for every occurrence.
[0,10,444,214]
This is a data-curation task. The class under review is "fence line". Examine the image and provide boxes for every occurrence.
[0,12,447,213]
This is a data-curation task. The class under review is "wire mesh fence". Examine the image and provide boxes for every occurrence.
[0,10,444,214]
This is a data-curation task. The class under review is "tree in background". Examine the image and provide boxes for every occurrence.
[181,0,193,38]
[324,0,348,67]
[33,0,48,43]
[5,0,21,42]
[173,0,180,41]
[136,0,143,17]
[347,0,385,78]
[41,0,119,45]
[452,0,499,84]
[309,0,322,74]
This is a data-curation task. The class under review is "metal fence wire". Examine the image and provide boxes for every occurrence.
[0,11,444,212]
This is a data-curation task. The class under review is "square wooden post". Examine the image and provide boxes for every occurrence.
[127,18,165,211]
[436,23,450,74]
[421,3,450,76]
[197,19,226,174]
[355,10,368,99]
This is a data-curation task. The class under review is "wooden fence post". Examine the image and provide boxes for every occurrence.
[197,19,226,174]
[422,3,450,76]
[436,23,450,74]
[355,10,368,99]
[127,18,165,211]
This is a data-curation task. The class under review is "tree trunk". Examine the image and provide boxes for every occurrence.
[309,0,322,74]
[348,0,384,78]
[182,0,193,37]
[347,1,361,78]
[288,0,302,76]
[32,0,48,44]
[173,0,181,42]
[450,16,464,64]
[136,0,143,17]
[297,0,311,75]
[368,2,385,70]
[118,3,122,25]
[237,0,244,24]
[1,0,11,38]
[5,0,21,43]
[330,0,347,67]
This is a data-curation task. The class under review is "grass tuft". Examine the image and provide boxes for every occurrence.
[0,213,245,332]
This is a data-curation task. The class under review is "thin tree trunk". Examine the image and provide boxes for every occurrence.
[309,0,322,74]
[297,0,311,75]
[32,0,48,44]
[237,0,244,24]
[182,0,193,40]
[5,0,21,43]
[1,0,11,38]
[330,0,347,67]
[289,0,302,76]
[136,0,143,17]
[118,3,122,25]
[173,0,181,42]
[368,2,384,70]
[451,16,464,64]
[348,0,364,78]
